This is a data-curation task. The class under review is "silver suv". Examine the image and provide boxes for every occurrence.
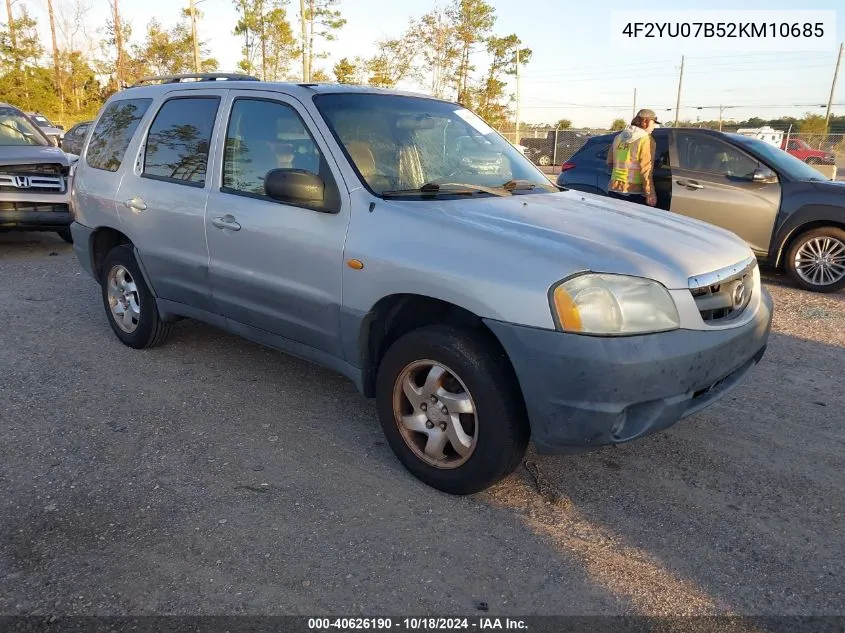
[69,74,773,495]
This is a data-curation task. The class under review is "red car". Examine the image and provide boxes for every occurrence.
[781,137,836,165]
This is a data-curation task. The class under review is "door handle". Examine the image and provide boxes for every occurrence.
[676,180,704,190]
[124,197,147,211]
[211,215,241,231]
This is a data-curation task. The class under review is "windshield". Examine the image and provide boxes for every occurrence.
[312,93,557,197]
[0,107,49,146]
[728,134,829,181]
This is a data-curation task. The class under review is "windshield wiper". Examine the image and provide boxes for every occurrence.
[381,182,507,198]
[501,179,536,191]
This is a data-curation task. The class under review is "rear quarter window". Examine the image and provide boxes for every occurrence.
[86,98,152,172]
[595,142,611,160]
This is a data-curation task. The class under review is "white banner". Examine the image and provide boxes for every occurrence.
[610,10,837,53]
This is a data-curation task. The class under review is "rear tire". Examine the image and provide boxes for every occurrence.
[375,325,529,495]
[537,155,551,166]
[784,227,845,293]
[100,245,172,348]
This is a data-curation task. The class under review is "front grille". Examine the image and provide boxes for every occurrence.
[689,258,756,324]
[0,165,66,194]
[0,163,64,175]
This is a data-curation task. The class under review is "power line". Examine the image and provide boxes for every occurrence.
[519,54,832,79]
[522,63,834,84]
[519,52,828,77]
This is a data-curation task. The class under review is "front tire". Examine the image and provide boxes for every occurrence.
[785,227,845,293]
[375,325,529,495]
[100,245,172,348]
[805,157,820,165]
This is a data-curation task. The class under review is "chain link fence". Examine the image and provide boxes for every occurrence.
[497,126,608,167]
[495,123,845,170]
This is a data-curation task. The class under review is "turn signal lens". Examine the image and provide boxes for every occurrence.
[552,285,583,331]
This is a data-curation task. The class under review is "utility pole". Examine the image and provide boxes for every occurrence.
[112,0,125,88]
[514,46,521,145]
[189,0,200,73]
[632,88,637,119]
[823,42,843,134]
[307,0,315,82]
[299,0,308,81]
[46,0,61,101]
[259,0,267,80]
[718,105,724,132]
[5,0,16,49]
[674,55,684,128]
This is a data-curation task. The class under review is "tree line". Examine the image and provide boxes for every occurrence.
[2,0,841,137]
[0,0,531,129]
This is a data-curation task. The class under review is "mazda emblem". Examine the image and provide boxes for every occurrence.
[732,282,746,308]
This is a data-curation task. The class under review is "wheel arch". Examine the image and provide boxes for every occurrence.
[357,293,518,399]
[774,215,845,269]
[90,226,133,278]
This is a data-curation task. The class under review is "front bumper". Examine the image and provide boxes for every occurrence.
[484,288,773,453]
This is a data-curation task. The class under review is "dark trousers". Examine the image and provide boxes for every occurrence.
[607,190,648,206]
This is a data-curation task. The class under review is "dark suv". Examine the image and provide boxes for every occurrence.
[559,128,845,292]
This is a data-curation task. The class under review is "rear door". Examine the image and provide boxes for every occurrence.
[667,130,780,254]
[114,90,225,312]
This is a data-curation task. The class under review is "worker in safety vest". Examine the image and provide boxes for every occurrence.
[606,108,660,207]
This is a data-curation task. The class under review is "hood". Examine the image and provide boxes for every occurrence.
[0,145,73,167]
[426,190,754,290]
[615,125,648,144]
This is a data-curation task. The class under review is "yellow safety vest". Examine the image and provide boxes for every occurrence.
[611,137,645,186]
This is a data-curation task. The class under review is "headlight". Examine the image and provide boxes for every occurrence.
[550,273,680,335]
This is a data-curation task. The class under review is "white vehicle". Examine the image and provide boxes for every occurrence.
[736,126,783,148]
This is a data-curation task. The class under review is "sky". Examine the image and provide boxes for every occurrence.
[23,0,845,128]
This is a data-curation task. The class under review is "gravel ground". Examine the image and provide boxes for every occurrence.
[0,232,843,617]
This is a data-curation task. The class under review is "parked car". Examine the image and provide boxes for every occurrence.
[559,127,845,292]
[69,75,772,494]
[0,102,75,242]
[26,112,65,147]
[520,130,591,166]
[62,119,93,156]
[781,137,836,165]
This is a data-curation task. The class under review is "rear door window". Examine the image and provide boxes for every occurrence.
[86,98,152,172]
[142,96,220,187]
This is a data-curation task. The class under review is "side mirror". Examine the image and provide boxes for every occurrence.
[265,169,324,205]
[751,167,777,184]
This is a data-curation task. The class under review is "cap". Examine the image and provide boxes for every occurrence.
[636,108,661,124]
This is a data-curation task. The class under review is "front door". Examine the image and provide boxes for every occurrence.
[114,92,224,312]
[667,131,781,254]
[204,91,350,357]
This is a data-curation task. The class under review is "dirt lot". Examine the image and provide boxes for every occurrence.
[1,232,843,616]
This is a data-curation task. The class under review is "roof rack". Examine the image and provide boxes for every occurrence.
[129,73,260,87]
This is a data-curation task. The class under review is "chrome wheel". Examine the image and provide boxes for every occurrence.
[392,359,478,469]
[106,264,141,333]
[794,236,845,287]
